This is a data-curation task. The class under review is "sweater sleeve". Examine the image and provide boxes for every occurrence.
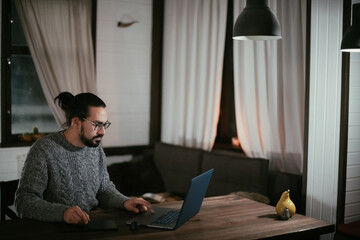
[15,140,69,222]
[96,150,129,209]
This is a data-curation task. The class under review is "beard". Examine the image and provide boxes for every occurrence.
[80,125,103,148]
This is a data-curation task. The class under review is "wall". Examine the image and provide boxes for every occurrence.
[306,0,343,239]
[96,0,152,148]
[0,147,29,181]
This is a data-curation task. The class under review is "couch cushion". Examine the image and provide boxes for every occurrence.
[107,149,165,196]
[153,142,203,196]
[201,151,269,196]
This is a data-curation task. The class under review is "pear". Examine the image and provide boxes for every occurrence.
[276,190,296,217]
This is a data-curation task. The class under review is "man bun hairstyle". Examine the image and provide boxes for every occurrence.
[54,92,106,127]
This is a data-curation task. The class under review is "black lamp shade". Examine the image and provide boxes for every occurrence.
[341,4,360,52]
[233,0,281,41]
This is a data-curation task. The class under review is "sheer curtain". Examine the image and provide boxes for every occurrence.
[161,0,228,150]
[233,0,307,174]
[15,0,96,126]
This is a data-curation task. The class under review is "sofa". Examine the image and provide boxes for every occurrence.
[107,142,302,211]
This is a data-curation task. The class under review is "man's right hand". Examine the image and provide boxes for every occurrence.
[63,206,90,224]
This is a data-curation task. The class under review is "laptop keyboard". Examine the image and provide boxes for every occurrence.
[152,210,180,226]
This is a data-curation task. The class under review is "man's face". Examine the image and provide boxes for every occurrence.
[80,106,108,148]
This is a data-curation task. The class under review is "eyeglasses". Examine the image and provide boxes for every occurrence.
[82,118,111,131]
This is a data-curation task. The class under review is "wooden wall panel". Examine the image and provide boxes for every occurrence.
[344,2,360,219]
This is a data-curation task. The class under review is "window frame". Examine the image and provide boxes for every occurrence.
[1,0,35,146]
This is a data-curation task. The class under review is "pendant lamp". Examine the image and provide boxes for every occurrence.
[233,0,281,41]
[341,3,360,52]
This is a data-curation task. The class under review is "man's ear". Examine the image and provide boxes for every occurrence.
[72,117,82,128]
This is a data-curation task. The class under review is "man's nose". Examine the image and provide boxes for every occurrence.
[97,127,105,135]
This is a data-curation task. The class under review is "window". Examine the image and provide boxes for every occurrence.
[1,0,58,146]
[213,0,242,152]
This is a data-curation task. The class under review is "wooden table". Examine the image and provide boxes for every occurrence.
[0,194,334,240]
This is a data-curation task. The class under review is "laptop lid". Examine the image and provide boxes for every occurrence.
[174,168,213,229]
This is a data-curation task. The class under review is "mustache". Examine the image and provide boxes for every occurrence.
[92,134,104,140]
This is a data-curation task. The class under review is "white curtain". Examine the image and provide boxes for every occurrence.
[233,0,307,174]
[161,0,228,151]
[15,0,96,126]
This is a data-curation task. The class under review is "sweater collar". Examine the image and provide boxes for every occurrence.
[57,131,88,152]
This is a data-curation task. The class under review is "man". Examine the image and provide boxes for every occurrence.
[15,92,153,224]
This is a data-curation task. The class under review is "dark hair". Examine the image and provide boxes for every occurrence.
[54,92,106,127]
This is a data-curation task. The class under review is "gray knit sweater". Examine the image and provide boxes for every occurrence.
[15,132,129,222]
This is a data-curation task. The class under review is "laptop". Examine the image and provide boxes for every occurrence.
[126,168,214,230]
